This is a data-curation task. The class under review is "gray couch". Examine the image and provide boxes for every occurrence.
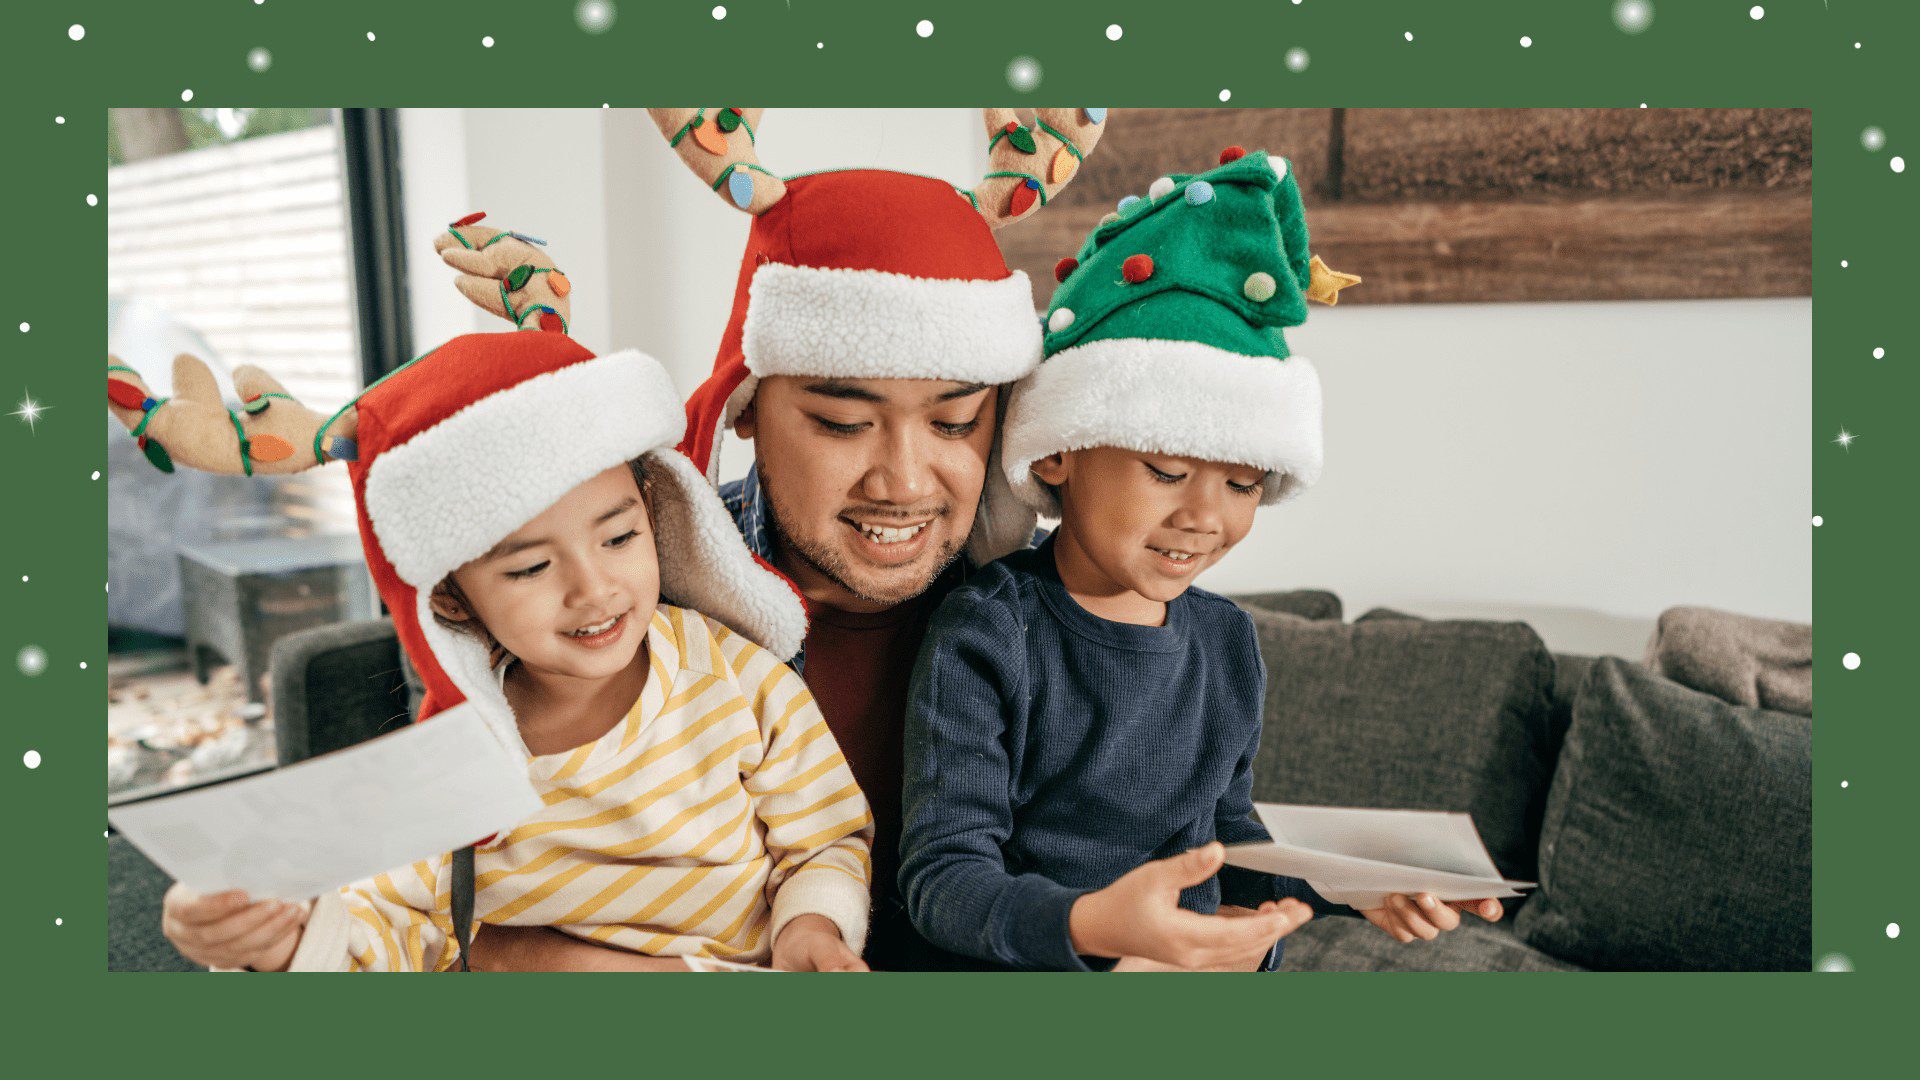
[1235,594,1811,972]
[108,593,1811,972]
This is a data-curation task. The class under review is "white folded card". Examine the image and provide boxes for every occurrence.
[108,703,542,902]
[1223,803,1536,911]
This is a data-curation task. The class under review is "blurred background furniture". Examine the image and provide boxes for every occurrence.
[178,535,371,704]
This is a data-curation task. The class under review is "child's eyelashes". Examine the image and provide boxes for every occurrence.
[605,529,641,549]
[1144,462,1186,484]
[504,561,549,581]
[934,420,980,438]
[1228,479,1264,498]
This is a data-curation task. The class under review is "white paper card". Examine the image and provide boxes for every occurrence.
[1223,803,1535,910]
[108,703,541,901]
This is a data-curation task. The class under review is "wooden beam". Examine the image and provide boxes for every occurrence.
[1308,192,1811,304]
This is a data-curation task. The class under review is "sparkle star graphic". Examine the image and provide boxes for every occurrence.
[10,391,47,433]
[1833,427,1857,451]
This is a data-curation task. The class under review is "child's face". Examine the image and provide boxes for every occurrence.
[436,464,660,682]
[1035,446,1265,604]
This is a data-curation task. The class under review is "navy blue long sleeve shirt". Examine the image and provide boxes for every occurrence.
[898,537,1337,971]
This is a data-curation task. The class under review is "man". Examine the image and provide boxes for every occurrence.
[455,109,1317,971]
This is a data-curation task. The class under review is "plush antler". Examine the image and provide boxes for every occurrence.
[966,108,1106,230]
[646,108,785,214]
[433,212,573,332]
[107,354,359,475]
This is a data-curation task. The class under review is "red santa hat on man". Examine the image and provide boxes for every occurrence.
[649,108,1107,563]
[107,326,807,753]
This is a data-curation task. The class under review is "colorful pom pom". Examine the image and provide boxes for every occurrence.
[1008,177,1041,217]
[1118,195,1142,213]
[1185,180,1215,205]
[1047,307,1075,333]
[1243,271,1278,302]
[107,378,148,411]
[1122,254,1155,283]
[247,434,296,463]
[1219,145,1247,164]
[727,168,756,209]
[1099,212,1121,226]
[450,211,486,228]
[1054,257,1079,282]
[1148,176,1176,201]
[1084,108,1107,124]
[1270,156,1289,181]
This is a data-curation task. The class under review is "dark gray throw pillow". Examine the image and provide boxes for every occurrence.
[1513,657,1811,971]
[1246,610,1558,882]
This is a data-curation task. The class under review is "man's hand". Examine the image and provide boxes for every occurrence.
[467,924,688,971]
[161,885,307,972]
[432,217,571,331]
[770,914,868,972]
[1070,843,1313,971]
[1360,894,1505,943]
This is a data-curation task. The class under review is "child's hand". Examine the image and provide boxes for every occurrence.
[161,884,308,971]
[770,914,869,972]
[1360,893,1505,943]
[1070,843,1313,971]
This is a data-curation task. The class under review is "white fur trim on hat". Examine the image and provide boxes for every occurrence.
[364,349,681,589]
[741,263,1043,386]
[1002,339,1323,517]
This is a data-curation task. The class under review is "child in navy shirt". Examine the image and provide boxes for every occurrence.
[899,148,1503,971]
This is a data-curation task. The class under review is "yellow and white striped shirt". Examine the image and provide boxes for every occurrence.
[290,605,874,971]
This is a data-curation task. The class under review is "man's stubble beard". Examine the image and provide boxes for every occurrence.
[759,462,967,609]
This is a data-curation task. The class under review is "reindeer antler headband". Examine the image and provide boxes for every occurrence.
[646,107,1107,225]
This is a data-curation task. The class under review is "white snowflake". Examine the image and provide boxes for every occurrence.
[576,0,616,34]
[1613,1,1654,35]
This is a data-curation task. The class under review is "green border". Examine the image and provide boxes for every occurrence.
[3,0,1904,1068]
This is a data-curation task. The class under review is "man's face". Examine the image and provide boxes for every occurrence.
[740,375,999,611]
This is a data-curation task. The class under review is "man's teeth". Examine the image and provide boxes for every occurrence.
[1152,548,1198,562]
[855,521,927,545]
[568,615,620,636]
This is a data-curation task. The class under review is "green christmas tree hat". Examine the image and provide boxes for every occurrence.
[1001,146,1359,516]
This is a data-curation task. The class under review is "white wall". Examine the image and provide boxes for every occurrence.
[396,109,1812,657]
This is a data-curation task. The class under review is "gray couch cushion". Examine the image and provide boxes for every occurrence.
[1247,610,1558,883]
[1233,589,1343,622]
[1281,915,1581,972]
[1513,657,1811,971]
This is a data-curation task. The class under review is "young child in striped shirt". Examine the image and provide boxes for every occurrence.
[151,328,873,972]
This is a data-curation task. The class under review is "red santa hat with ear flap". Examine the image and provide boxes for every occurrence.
[651,108,1109,565]
[352,332,808,751]
[108,327,808,756]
